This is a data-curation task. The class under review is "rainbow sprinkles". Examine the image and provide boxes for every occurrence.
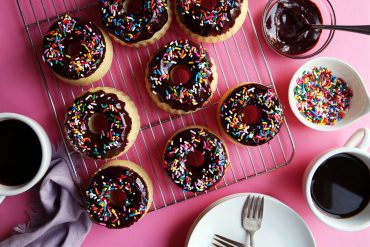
[294,66,353,126]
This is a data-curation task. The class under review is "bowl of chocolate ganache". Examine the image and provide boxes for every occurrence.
[262,0,336,58]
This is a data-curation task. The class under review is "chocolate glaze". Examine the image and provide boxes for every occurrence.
[176,0,244,37]
[42,16,106,80]
[264,0,322,55]
[147,39,214,112]
[85,166,149,228]
[100,0,169,44]
[164,127,229,192]
[65,90,132,159]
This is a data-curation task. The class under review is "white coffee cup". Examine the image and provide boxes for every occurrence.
[303,128,370,231]
[0,113,51,204]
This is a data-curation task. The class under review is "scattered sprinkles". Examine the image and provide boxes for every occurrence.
[219,83,284,146]
[148,39,214,112]
[176,0,242,36]
[85,165,149,228]
[42,15,106,79]
[100,0,169,44]
[163,127,229,192]
[65,89,132,159]
[294,66,353,125]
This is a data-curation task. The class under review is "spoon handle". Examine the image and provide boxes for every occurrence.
[311,24,370,35]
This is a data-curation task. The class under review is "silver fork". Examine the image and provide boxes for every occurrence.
[242,195,264,247]
[212,234,247,247]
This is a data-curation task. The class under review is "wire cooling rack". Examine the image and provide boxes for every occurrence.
[17,0,295,211]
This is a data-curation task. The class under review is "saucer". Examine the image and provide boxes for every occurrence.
[186,193,316,247]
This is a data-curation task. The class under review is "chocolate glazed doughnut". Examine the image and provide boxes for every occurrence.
[218,82,284,146]
[84,160,153,229]
[175,0,249,43]
[100,0,172,47]
[163,126,229,192]
[42,15,113,86]
[146,39,218,115]
[64,87,140,160]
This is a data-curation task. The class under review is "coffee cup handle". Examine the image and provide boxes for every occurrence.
[0,196,5,204]
[344,128,370,150]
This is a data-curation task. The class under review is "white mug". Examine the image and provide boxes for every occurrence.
[303,128,370,231]
[0,113,52,204]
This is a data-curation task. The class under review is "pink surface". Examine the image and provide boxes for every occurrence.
[0,0,370,246]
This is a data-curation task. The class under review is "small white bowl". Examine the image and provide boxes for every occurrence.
[289,57,370,131]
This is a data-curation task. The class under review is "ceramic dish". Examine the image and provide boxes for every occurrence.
[185,193,316,247]
[289,57,370,131]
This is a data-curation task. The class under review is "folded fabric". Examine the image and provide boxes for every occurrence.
[0,146,92,247]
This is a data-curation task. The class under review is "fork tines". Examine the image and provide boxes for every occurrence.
[243,195,264,219]
[213,234,246,247]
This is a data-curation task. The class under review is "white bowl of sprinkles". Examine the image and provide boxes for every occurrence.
[289,57,370,131]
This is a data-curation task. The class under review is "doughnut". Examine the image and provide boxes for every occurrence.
[163,126,229,192]
[175,0,249,43]
[42,15,113,86]
[64,87,140,160]
[100,0,172,47]
[84,160,153,228]
[217,82,284,146]
[146,39,218,115]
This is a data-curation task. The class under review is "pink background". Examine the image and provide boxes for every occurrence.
[1,0,370,246]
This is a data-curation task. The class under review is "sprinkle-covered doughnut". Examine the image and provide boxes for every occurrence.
[42,15,112,85]
[218,83,284,146]
[64,87,140,160]
[84,160,153,229]
[163,126,229,192]
[100,0,171,46]
[175,0,249,42]
[146,39,217,114]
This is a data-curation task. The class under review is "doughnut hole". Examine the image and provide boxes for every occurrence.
[109,189,127,207]
[88,113,110,134]
[66,38,83,58]
[239,105,263,125]
[187,150,205,168]
[201,0,219,10]
[170,65,191,85]
[123,0,144,13]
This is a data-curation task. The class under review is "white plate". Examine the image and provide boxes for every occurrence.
[186,193,316,247]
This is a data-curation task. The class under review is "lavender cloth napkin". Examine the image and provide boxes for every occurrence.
[0,146,92,247]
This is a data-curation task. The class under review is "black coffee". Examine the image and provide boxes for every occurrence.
[311,153,370,218]
[0,119,42,186]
